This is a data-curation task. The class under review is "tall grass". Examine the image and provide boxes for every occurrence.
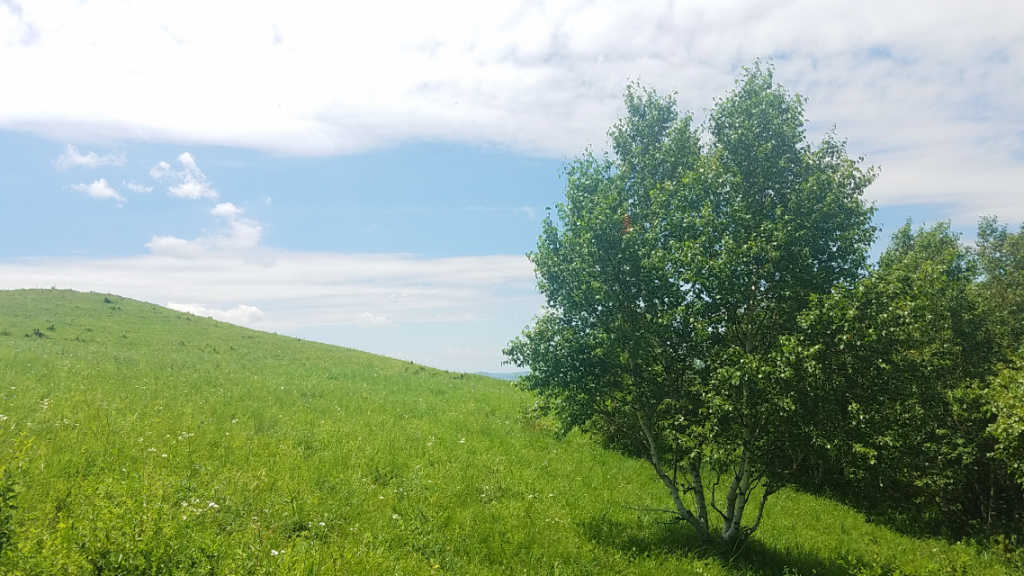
[0,289,1016,575]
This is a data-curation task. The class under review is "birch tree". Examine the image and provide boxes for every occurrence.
[505,63,876,545]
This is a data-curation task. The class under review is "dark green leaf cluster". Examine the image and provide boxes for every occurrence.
[990,358,1024,488]
[786,222,1024,537]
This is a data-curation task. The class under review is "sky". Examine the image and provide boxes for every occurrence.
[1,0,1022,372]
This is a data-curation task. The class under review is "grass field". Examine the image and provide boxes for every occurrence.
[0,289,1017,575]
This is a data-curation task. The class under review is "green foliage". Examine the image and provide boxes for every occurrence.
[507,63,877,544]
[989,356,1024,487]
[975,217,1024,358]
[788,222,1023,537]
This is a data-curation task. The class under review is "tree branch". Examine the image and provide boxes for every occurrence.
[744,486,775,537]
[634,408,707,537]
[689,459,709,529]
[710,470,728,521]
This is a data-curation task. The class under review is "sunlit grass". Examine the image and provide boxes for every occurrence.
[0,289,1016,575]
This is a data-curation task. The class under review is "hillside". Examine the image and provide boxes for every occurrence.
[0,289,1015,575]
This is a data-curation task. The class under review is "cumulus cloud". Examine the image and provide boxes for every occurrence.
[2,1,1022,218]
[55,144,125,170]
[167,302,264,326]
[151,152,217,199]
[72,178,124,203]
[145,198,261,257]
[177,151,199,172]
[210,202,242,218]
[169,180,214,199]
[149,161,171,180]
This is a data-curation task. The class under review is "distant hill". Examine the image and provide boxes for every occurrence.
[0,289,1014,575]
[475,370,528,381]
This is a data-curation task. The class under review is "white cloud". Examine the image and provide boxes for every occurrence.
[1,0,38,45]
[146,197,261,257]
[223,218,262,249]
[149,161,171,180]
[72,178,124,203]
[144,235,201,258]
[169,179,216,199]
[167,302,264,326]
[211,202,242,218]
[0,248,539,371]
[151,152,217,199]
[55,144,124,170]
[355,311,391,326]
[0,249,538,333]
[124,180,153,194]
[2,1,1022,217]
[145,220,261,257]
[177,151,198,171]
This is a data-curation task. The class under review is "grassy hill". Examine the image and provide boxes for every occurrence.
[0,289,1016,575]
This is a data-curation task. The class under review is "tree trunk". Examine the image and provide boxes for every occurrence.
[689,460,709,528]
[633,411,776,546]
[635,410,710,539]
[716,446,774,545]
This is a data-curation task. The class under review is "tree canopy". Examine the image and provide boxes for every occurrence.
[506,63,877,544]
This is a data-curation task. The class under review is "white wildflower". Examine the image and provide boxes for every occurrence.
[270,549,279,556]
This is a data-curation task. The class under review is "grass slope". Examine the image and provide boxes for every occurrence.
[0,290,1015,575]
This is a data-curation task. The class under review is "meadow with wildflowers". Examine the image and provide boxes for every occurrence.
[0,289,1018,575]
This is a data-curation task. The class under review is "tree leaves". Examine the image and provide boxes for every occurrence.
[506,62,876,543]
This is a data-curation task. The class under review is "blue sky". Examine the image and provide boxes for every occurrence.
[0,134,563,259]
[2,1,1022,371]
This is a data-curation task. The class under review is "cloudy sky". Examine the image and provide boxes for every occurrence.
[1,0,1022,371]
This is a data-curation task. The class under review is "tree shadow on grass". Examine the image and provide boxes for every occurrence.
[577,513,893,576]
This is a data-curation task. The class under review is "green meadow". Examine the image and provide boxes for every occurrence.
[0,289,1017,575]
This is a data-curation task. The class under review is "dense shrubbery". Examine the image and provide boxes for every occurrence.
[787,221,1024,538]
